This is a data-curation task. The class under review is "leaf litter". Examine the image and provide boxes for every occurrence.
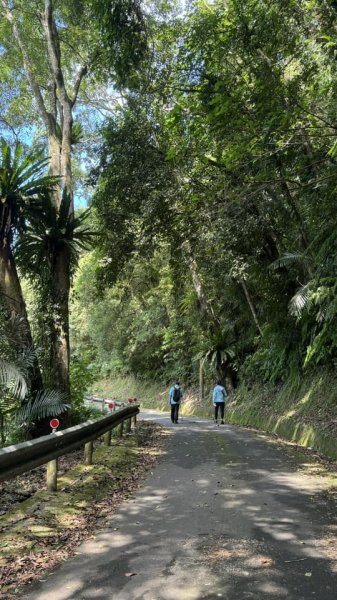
[0,422,166,599]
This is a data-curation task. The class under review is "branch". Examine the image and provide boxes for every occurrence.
[71,48,101,106]
[0,117,20,143]
[71,64,88,106]
[297,103,337,131]
[43,0,71,108]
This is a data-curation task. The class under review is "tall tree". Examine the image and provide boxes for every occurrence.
[0,0,147,398]
[0,141,56,392]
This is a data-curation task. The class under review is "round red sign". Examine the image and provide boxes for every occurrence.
[50,418,60,429]
[108,402,114,410]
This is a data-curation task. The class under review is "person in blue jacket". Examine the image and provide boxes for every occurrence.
[169,381,182,424]
[212,380,227,424]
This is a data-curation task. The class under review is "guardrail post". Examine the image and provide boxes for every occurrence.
[132,414,137,429]
[116,422,124,437]
[47,459,58,492]
[125,418,131,433]
[104,430,112,446]
[84,441,93,465]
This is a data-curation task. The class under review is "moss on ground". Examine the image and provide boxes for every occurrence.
[0,423,164,597]
[225,371,337,460]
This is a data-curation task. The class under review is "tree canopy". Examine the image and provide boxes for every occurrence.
[2,0,337,444]
[76,0,337,390]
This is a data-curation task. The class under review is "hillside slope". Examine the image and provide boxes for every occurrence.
[93,371,337,459]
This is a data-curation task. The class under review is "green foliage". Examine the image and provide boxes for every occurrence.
[4,0,337,415]
[94,0,148,86]
[16,195,96,277]
[77,0,337,390]
[0,140,57,245]
[0,310,69,446]
[16,390,69,425]
[70,355,97,410]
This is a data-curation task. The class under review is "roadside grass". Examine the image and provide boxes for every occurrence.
[226,370,337,460]
[92,376,167,409]
[92,372,337,460]
[92,376,213,417]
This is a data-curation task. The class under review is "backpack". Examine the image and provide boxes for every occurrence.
[172,387,181,402]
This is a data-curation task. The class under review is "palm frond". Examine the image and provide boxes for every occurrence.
[0,394,17,415]
[16,195,96,273]
[289,283,311,316]
[0,360,28,400]
[15,346,37,373]
[16,389,69,424]
[271,252,306,271]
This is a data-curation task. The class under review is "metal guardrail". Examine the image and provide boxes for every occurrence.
[84,396,136,413]
[0,403,139,491]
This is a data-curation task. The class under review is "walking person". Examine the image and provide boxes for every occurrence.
[212,380,227,425]
[169,381,182,424]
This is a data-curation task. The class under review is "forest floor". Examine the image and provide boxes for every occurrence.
[9,410,337,600]
[0,421,166,599]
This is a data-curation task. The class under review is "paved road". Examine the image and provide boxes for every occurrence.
[23,411,337,600]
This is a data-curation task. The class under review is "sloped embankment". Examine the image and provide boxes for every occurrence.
[92,372,337,459]
[226,371,337,460]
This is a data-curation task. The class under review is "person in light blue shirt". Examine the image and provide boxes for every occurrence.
[212,380,227,424]
[169,381,182,424]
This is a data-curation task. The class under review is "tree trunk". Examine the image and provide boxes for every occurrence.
[183,241,219,327]
[48,133,62,207]
[239,278,263,336]
[216,360,235,394]
[50,247,71,399]
[0,244,43,392]
[60,107,74,210]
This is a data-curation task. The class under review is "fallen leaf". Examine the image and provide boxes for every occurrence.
[125,572,137,577]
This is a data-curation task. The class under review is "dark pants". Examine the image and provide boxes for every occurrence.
[214,402,225,421]
[171,403,180,423]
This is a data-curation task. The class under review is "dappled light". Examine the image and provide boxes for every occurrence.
[1,0,337,598]
[18,412,337,600]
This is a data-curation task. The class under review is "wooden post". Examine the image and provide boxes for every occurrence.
[47,459,58,492]
[104,430,112,446]
[84,441,93,465]
[116,422,124,437]
[125,418,131,433]
[132,414,137,429]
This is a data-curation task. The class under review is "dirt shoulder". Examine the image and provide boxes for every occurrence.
[0,421,167,599]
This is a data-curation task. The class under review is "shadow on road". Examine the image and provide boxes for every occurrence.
[23,413,337,600]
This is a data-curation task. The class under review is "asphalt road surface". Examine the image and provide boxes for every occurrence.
[22,410,337,600]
